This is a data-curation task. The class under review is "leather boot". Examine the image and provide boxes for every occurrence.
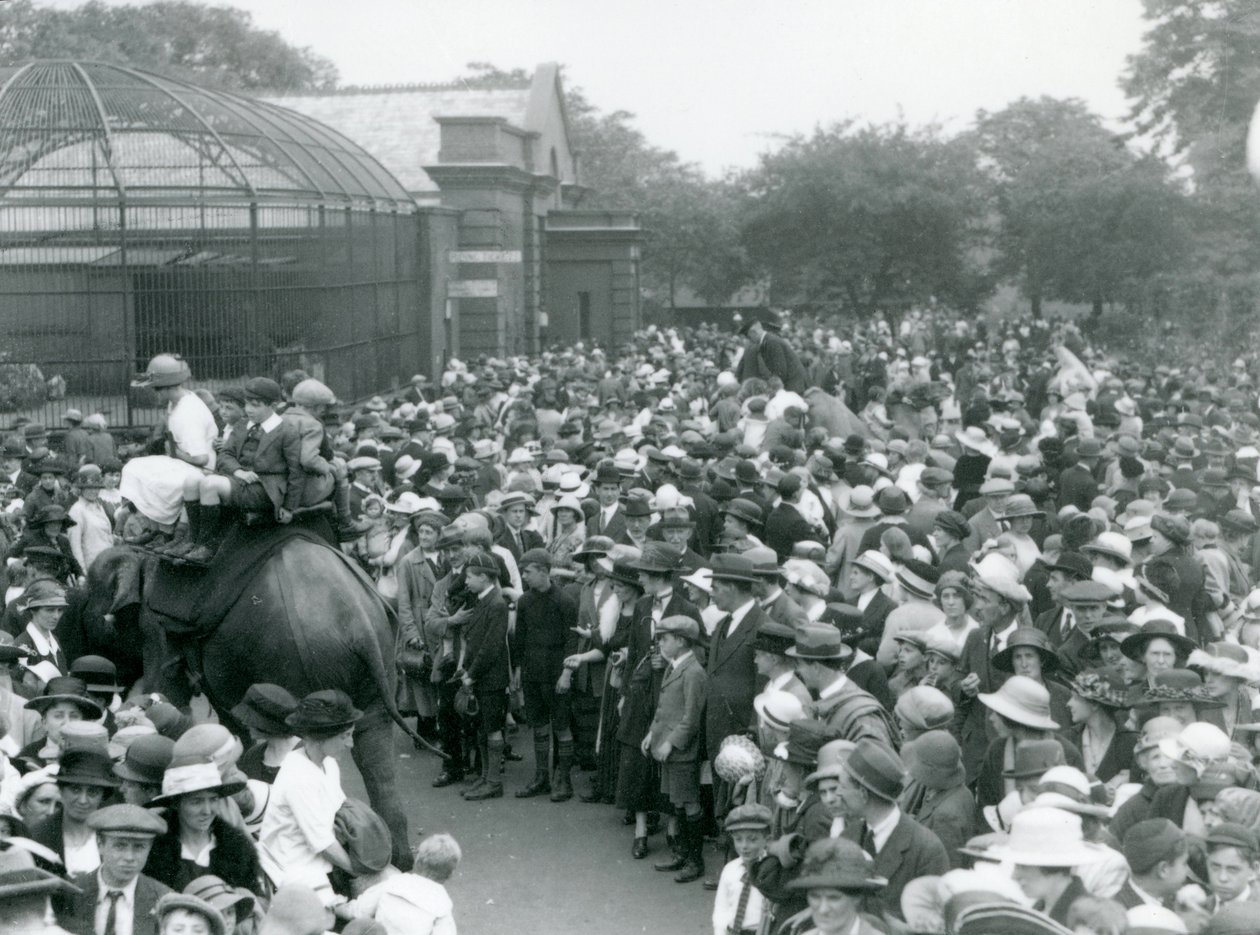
[181,504,221,565]
[460,741,487,798]
[549,737,574,802]
[674,814,706,884]
[465,738,504,800]
[516,733,551,798]
[654,824,687,872]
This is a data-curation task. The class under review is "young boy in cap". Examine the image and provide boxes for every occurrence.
[642,614,709,884]
[1204,822,1260,910]
[64,803,171,935]
[177,377,308,563]
[711,803,772,935]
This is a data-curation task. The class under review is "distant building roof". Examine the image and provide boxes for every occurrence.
[263,66,575,198]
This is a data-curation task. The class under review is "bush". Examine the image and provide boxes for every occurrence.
[0,354,46,412]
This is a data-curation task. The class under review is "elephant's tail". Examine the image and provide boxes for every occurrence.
[357,616,448,760]
[339,555,449,760]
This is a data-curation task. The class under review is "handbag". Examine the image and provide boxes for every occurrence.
[398,645,430,680]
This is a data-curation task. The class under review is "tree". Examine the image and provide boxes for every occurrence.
[0,0,338,91]
[1123,0,1260,275]
[738,121,989,316]
[971,97,1189,317]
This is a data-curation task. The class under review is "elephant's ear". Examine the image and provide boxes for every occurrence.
[108,550,145,615]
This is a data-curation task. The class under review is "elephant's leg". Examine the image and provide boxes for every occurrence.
[353,705,414,871]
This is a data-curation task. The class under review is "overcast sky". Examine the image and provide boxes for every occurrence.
[45,0,1150,175]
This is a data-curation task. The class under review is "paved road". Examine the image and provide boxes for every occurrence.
[339,727,715,935]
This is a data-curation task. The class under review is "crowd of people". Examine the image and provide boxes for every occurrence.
[1,307,1260,935]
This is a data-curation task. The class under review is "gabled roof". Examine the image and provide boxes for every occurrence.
[263,65,572,197]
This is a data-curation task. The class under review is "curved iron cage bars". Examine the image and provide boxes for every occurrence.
[0,61,427,429]
[0,60,416,209]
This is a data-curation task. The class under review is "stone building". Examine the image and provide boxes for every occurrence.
[267,63,642,370]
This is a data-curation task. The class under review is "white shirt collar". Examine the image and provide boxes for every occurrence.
[477,584,494,599]
[856,590,875,611]
[96,870,138,903]
[180,833,217,866]
[761,587,783,607]
[869,805,901,853]
[23,622,58,657]
[670,650,694,671]
[249,412,283,434]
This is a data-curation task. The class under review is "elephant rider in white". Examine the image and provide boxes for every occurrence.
[118,354,217,546]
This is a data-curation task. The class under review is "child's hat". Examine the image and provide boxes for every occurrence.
[723,803,772,833]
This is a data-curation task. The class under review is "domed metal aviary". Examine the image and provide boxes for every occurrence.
[0,61,425,425]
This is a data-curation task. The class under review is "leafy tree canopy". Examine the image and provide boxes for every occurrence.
[0,0,338,91]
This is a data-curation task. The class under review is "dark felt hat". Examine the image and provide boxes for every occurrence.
[24,676,104,720]
[285,689,363,738]
[992,627,1059,674]
[708,552,759,584]
[231,683,299,737]
[1121,619,1196,662]
[58,749,121,789]
[782,719,836,766]
[113,734,176,786]
[786,837,886,893]
[842,738,905,801]
[68,655,122,694]
[721,497,764,528]
[631,541,683,575]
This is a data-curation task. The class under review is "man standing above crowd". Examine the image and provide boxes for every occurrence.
[736,319,807,393]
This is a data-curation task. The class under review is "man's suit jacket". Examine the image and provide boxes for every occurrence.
[736,332,808,393]
[216,417,306,512]
[586,505,626,541]
[64,871,171,935]
[616,592,701,746]
[494,525,544,563]
[705,603,766,759]
[845,812,950,921]
[859,591,898,642]
[900,780,976,869]
[761,590,809,630]
[764,501,819,561]
[957,624,1009,782]
[1058,464,1099,512]
[648,651,708,761]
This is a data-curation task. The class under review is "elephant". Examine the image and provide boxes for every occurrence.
[62,537,436,870]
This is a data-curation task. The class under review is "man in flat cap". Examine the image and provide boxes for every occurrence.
[63,804,171,935]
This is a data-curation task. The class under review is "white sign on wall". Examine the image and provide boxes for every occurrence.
[449,250,522,264]
[448,279,499,298]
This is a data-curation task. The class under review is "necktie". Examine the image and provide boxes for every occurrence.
[103,890,122,935]
[861,825,877,857]
[731,869,754,932]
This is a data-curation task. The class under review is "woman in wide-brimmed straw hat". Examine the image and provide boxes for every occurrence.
[1066,668,1137,785]
[258,689,363,905]
[1140,669,1226,726]
[974,676,1077,812]
[145,760,260,895]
